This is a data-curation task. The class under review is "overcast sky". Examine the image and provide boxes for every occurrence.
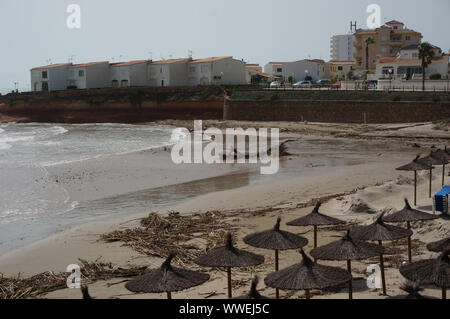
[0,0,449,92]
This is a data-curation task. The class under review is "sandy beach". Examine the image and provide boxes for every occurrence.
[0,121,448,299]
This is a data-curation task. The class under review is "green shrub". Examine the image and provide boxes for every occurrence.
[433,125,441,130]
[430,73,442,80]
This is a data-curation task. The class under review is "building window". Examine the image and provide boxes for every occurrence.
[338,66,343,71]
[78,70,84,77]
[391,36,402,42]
[381,47,387,53]
[412,53,418,58]
[276,68,282,73]
[201,64,209,73]
[189,66,196,73]
[160,67,164,74]
[381,36,387,41]
[405,36,411,41]
[42,71,48,79]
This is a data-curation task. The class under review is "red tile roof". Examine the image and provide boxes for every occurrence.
[30,63,71,71]
[190,56,232,63]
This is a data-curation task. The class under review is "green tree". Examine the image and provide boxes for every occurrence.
[365,37,375,71]
[418,42,435,91]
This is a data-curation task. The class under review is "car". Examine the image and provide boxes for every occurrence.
[316,79,331,87]
[293,81,312,88]
[331,83,341,89]
[270,81,281,88]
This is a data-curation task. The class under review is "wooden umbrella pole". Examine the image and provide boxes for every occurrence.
[305,289,311,299]
[407,221,412,263]
[378,241,387,296]
[347,260,353,300]
[443,164,446,187]
[167,291,172,300]
[313,225,318,262]
[429,168,432,198]
[227,267,232,299]
[443,287,447,300]
[414,171,417,206]
[275,249,280,299]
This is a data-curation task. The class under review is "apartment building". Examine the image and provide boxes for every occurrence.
[148,58,191,87]
[188,56,246,86]
[375,44,448,80]
[330,34,355,61]
[68,62,110,89]
[30,63,71,92]
[110,60,150,88]
[353,20,422,71]
[264,59,328,82]
[329,61,356,81]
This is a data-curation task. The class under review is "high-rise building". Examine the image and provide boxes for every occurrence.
[330,34,355,61]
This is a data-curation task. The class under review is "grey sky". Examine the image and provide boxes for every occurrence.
[0,0,449,92]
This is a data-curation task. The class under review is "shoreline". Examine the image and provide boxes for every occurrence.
[0,122,448,299]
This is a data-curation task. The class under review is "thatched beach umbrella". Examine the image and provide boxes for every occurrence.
[427,237,450,253]
[243,217,308,298]
[233,277,270,300]
[287,202,345,260]
[195,233,264,298]
[264,250,351,299]
[418,152,447,198]
[387,281,438,299]
[350,213,413,295]
[383,198,439,263]
[399,250,449,299]
[125,254,210,299]
[310,230,384,299]
[432,147,450,186]
[396,155,432,205]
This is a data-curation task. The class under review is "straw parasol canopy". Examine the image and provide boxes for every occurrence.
[264,250,351,299]
[418,152,447,198]
[233,277,270,300]
[350,213,413,295]
[396,155,432,205]
[427,237,450,253]
[399,250,449,299]
[387,281,439,299]
[125,253,210,299]
[195,233,264,298]
[244,217,308,298]
[310,230,384,299]
[383,198,439,263]
[432,147,450,186]
[287,202,345,257]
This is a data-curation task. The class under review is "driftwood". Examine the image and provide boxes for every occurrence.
[0,258,147,299]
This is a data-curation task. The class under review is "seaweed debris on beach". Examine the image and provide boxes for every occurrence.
[100,211,239,266]
[0,259,147,299]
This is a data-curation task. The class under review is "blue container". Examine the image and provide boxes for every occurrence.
[434,186,450,213]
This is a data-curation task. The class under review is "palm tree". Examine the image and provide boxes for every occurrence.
[365,37,375,70]
[418,42,435,91]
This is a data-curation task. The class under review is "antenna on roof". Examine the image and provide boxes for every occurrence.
[188,50,193,59]
[350,21,357,32]
[148,52,153,61]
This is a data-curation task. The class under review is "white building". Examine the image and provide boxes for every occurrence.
[375,44,448,80]
[110,60,150,88]
[30,63,71,92]
[188,56,246,85]
[330,34,355,61]
[264,59,328,82]
[68,62,110,89]
[148,58,191,87]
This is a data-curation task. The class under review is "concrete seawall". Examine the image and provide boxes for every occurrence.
[224,98,450,123]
